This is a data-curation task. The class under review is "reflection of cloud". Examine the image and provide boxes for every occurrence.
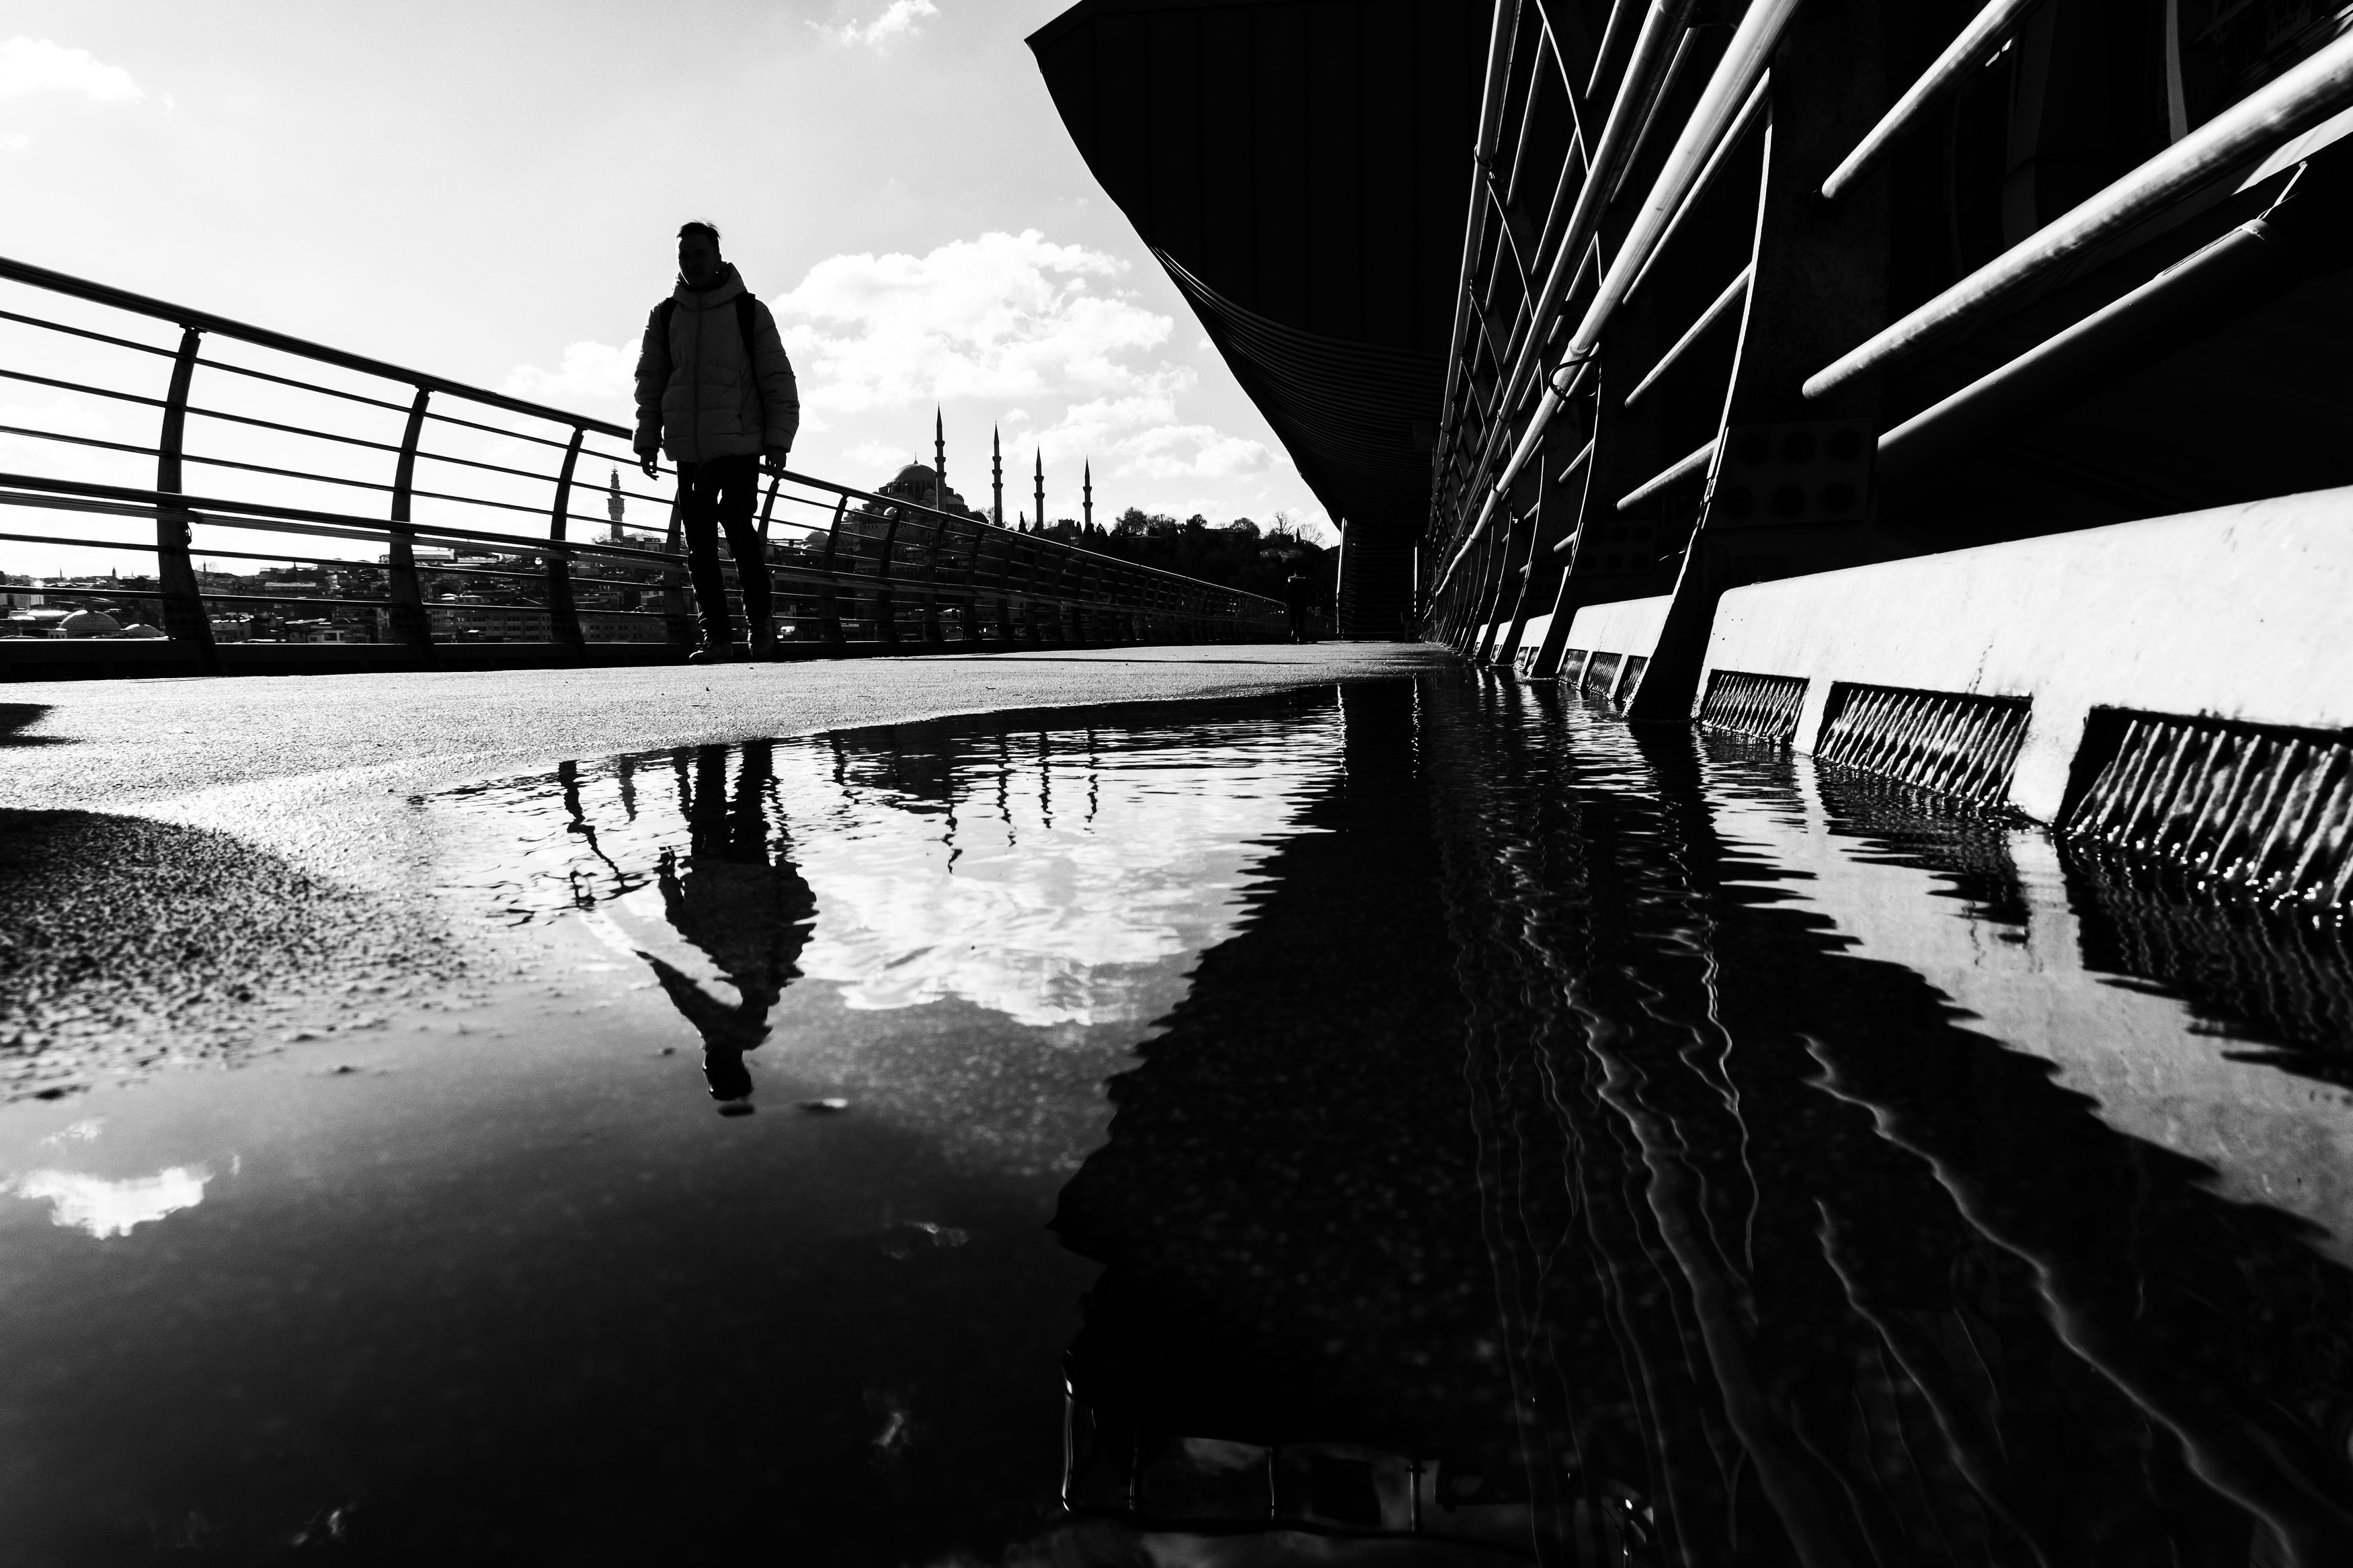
[7,1165,210,1237]
[779,735,1333,1027]
[448,715,1341,1034]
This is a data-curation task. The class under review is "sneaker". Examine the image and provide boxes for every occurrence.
[750,633,779,661]
[686,641,725,665]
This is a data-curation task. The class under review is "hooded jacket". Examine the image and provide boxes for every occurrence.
[633,265,801,464]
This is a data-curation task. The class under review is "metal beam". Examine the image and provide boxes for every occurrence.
[1804,30,2353,399]
[1818,0,2048,202]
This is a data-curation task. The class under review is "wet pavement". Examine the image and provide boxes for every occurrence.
[2,663,2350,1564]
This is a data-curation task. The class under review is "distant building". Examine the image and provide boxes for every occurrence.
[873,462,982,520]
[280,619,357,644]
[417,598,551,642]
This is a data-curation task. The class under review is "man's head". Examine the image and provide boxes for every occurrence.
[677,221,723,288]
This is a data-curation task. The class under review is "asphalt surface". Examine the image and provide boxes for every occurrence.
[0,643,1444,1099]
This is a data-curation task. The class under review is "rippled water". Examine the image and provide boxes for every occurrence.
[3,673,2350,1565]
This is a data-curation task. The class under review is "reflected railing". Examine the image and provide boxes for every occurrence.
[0,253,1285,669]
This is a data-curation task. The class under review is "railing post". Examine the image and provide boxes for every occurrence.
[662,502,693,649]
[917,511,947,649]
[545,426,588,656]
[817,494,849,650]
[1058,548,1084,643]
[1077,558,1101,645]
[755,471,782,646]
[992,529,1020,645]
[1020,535,1051,645]
[874,507,904,647]
[386,388,436,653]
[154,326,222,673]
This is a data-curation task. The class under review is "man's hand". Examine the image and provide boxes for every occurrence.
[637,451,660,481]
[762,446,790,477]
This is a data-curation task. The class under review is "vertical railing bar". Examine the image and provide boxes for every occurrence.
[546,426,587,655]
[386,387,436,653]
[154,325,223,673]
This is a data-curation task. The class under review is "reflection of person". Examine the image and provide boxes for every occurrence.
[640,743,816,1105]
[632,220,801,664]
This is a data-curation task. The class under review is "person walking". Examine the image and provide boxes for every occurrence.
[1281,570,1312,643]
[633,221,800,663]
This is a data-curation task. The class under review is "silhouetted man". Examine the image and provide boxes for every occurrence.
[1282,571,1313,643]
[633,221,800,663]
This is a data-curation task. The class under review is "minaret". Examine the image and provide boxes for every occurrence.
[991,427,1004,528]
[933,409,946,513]
[1033,450,1045,538]
[1082,460,1092,535]
[606,469,625,542]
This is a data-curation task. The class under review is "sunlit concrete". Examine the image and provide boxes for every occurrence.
[1697,485,2353,819]
[1560,592,1672,664]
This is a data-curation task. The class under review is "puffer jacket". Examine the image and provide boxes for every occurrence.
[632,265,801,464]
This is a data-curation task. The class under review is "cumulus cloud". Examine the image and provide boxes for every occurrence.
[0,37,143,102]
[0,131,28,153]
[828,0,939,50]
[774,229,1170,413]
[502,339,637,408]
[497,228,1288,505]
[1038,384,1273,481]
[842,438,911,471]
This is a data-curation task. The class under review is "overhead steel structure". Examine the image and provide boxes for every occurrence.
[1029,0,1488,638]
[1418,0,2353,712]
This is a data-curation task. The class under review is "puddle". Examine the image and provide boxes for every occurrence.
[1,675,2349,1564]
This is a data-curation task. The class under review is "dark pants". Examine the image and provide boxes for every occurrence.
[677,454,771,645]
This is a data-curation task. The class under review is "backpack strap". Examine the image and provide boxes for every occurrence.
[655,296,677,345]
[733,293,758,360]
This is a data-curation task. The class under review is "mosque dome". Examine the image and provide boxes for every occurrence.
[60,609,120,638]
[874,459,977,518]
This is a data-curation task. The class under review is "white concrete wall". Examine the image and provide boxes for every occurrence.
[1509,613,1554,678]
[1562,593,1674,659]
[1699,486,2353,821]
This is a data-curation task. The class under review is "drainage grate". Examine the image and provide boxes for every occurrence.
[2061,710,2353,912]
[1581,652,1622,700]
[1559,648,1591,687]
[1815,684,2030,805]
[1618,656,1649,704]
[1698,670,1808,742]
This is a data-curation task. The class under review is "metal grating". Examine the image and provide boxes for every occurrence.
[1581,651,1622,700]
[1815,684,2030,805]
[2062,712,2353,912]
[1698,669,1809,742]
[1618,656,1649,704]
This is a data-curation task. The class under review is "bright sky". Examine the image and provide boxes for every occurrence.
[0,0,1333,578]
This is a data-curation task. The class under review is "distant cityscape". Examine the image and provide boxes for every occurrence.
[2,456,1328,644]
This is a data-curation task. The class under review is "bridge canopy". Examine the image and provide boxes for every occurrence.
[1027,0,1485,559]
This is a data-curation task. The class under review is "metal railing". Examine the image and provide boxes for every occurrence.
[1421,0,2353,669]
[0,255,1285,672]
